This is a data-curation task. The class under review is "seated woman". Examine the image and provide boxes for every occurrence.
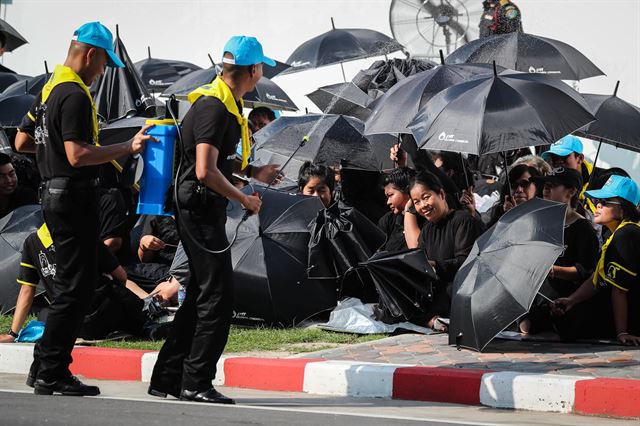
[519,167,599,334]
[297,161,335,208]
[406,171,484,330]
[377,167,424,252]
[553,175,640,344]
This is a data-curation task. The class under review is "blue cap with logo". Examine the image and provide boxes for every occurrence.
[221,36,275,67]
[541,135,584,161]
[585,175,640,206]
[73,22,124,68]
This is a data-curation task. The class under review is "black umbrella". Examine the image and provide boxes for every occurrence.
[446,32,604,81]
[306,82,373,120]
[0,71,28,92]
[358,249,437,322]
[307,202,386,280]
[162,69,297,111]
[0,93,36,127]
[449,198,566,351]
[365,59,502,135]
[3,73,48,97]
[352,58,436,96]
[0,18,28,52]
[409,67,595,155]
[92,27,159,123]
[283,18,403,80]
[226,184,337,326]
[0,205,44,315]
[253,114,383,182]
[134,47,202,92]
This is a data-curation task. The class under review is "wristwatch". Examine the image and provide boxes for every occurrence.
[8,329,18,339]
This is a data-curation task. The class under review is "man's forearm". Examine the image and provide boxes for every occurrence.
[201,166,247,203]
[11,286,36,334]
[15,131,36,154]
[65,140,132,167]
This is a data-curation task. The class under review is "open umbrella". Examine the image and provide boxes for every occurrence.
[0,93,36,127]
[0,71,28,92]
[226,184,337,326]
[3,73,48,97]
[409,67,595,155]
[446,32,604,81]
[162,70,297,111]
[365,57,501,135]
[306,82,373,120]
[358,249,437,322]
[92,26,159,123]
[0,205,44,315]
[352,58,436,96]
[449,198,566,351]
[283,18,403,80]
[0,18,28,52]
[134,47,202,92]
[308,202,386,280]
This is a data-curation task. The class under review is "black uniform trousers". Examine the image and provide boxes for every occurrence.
[150,203,233,392]
[31,184,99,382]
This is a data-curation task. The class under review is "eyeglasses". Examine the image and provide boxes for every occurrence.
[594,199,623,207]
[510,179,531,190]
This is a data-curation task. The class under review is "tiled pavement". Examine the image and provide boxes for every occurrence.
[300,333,640,379]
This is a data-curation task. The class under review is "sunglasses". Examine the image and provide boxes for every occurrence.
[593,199,623,207]
[510,179,532,190]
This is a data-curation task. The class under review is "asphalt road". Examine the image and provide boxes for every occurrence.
[0,374,633,426]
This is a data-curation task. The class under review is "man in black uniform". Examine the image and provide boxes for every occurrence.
[148,36,276,404]
[14,21,154,396]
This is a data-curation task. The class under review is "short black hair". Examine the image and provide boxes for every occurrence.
[249,107,276,123]
[0,153,12,166]
[381,167,415,194]
[297,161,335,192]
[620,199,640,222]
[409,170,445,194]
[499,164,542,202]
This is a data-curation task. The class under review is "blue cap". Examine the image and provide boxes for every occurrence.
[73,22,124,68]
[585,175,640,206]
[541,135,584,160]
[221,36,275,67]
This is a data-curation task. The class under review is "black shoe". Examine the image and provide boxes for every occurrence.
[26,373,36,388]
[148,384,181,399]
[34,376,100,396]
[180,388,235,404]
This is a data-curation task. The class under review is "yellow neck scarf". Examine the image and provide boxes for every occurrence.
[187,76,250,169]
[42,64,98,144]
[592,220,640,285]
[36,223,54,249]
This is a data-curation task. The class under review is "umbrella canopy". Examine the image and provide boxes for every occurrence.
[352,58,436,96]
[0,93,36,127]
[358,249,437,322]
[253,114,383,181]
[92,29,159,123]
[0,19,28,52]
[134,52,202,92]
[283,22,403,73]
[365,62,501,135]
[574,82,640,153]
[162,69,297,111]
[0,71,28,92]
[3,73,48,97]
[449,198,566,351]
[306,82,373,120]
[409,68,595,155]
[0,205,44,315]
[226,184,337,326]
[308,202,386,280]
[446,32,604,81]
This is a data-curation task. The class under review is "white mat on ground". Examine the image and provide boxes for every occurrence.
[318,297,435,335]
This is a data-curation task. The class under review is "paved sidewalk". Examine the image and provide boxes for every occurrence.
[299,333,640,379]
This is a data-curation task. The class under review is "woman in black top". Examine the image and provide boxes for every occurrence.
[484,164,542,229]
[407,171,484,330]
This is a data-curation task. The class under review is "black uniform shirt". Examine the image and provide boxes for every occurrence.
[179,96,241,184]
[378,211,425,252]
[21,84,98,180]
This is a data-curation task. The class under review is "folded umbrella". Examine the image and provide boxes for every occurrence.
[134,47,202,92]
[409,67,595,155]
[226,184,337,326]
[0,93,36,127]
[306,82,373,120]
[446,32,604,81]
[308,202,386,280]
[449,198,566,351]
[0,18,28,52]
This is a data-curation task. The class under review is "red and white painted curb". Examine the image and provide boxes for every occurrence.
[1,344,638,419]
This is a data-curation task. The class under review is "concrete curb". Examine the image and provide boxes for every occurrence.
[0,344,638,419]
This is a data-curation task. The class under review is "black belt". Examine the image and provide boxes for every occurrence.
[43,177,99,190]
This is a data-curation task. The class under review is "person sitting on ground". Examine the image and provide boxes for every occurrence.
[511,154,552,175]
[98,186,132,265]
[298,161,335,208]
[552,175,640,345]
[405,171,484,330]
[248,106,275,133]
[0,153,38,218]
[519,167,599,334]
[378,167,424,252]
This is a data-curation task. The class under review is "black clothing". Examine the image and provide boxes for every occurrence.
[26,85,98,180]
[98,187,132,265]
[141,215,179,265]
[378,211,425,252]
[0,185,38,218]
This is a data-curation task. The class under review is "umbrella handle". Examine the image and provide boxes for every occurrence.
[241,192,259,221]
